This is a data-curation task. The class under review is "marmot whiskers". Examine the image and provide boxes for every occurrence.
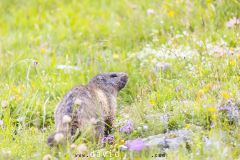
[47,72,128,146]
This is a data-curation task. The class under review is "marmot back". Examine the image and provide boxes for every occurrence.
[47,72,128,146]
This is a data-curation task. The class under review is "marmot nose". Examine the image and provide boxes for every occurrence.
[120,73,128,82]
[120,72,128,77]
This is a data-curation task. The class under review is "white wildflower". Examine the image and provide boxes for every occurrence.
[147,9,155,15]
[119,145,128,150]
[42,154,52,160]
[226,17,240,28]
[74,98,82,105]
[0,120,3,127]
[16,117,25,122]
[143,125,149,131]
[54,133,64,143]
[1,100,7,108]
[154,62,171,73]
[56,65,80,71]
[90,118,98,125]
[137,126,142,131]
[1,149,11,157]
[77,144,88,154]
[70,143,77,150]
[183,30,188,36]
[62,115,72,123]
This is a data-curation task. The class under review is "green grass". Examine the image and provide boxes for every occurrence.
[0,0,239,159]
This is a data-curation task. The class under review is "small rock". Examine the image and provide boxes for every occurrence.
[119,145,128,151]
[124,129,192,152]
[144,129,192,150]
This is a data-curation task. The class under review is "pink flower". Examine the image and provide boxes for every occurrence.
[226,17,240,28]
[119,120,134,134]
[101,134,114,144]
[125,139,145,151]
[0,120,3,127]
[147,9,155,15]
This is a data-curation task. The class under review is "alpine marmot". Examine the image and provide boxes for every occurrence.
[47,72,128,146]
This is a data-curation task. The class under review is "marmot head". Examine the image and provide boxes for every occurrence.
[89,72,128,93]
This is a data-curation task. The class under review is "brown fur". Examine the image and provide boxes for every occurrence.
[47,72,128,146]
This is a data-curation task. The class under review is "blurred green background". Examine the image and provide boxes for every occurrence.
[0,0,239,159]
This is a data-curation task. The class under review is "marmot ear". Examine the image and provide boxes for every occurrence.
[96,75,101,79]
[97,76,106,82]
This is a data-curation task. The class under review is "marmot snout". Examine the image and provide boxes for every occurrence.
[47,72,128,146]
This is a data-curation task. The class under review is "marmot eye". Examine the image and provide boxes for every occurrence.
[110,74,118,78]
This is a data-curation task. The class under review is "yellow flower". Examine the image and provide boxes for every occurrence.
[15,94,22,101]
[197,89,205,98]
[110,144,114,149]
[208,107,216,113]
[113,54,120,59]
[206,0,213,4]
[120,139,125,144]
[30,127,37,134]
[211,114,217,120]
[203,83,212,93]
[41,48,46,54]
[198,66,203,76]
[185,124,191,129]
[133,157,142,160]
[168,11,175,17]
[229,60,236,66]
[237,54,240,61]
[12,85,19,93]
[150,99,156,106]
[222,91,230,99]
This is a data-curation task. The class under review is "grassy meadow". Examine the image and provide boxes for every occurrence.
[0,0,240,159]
